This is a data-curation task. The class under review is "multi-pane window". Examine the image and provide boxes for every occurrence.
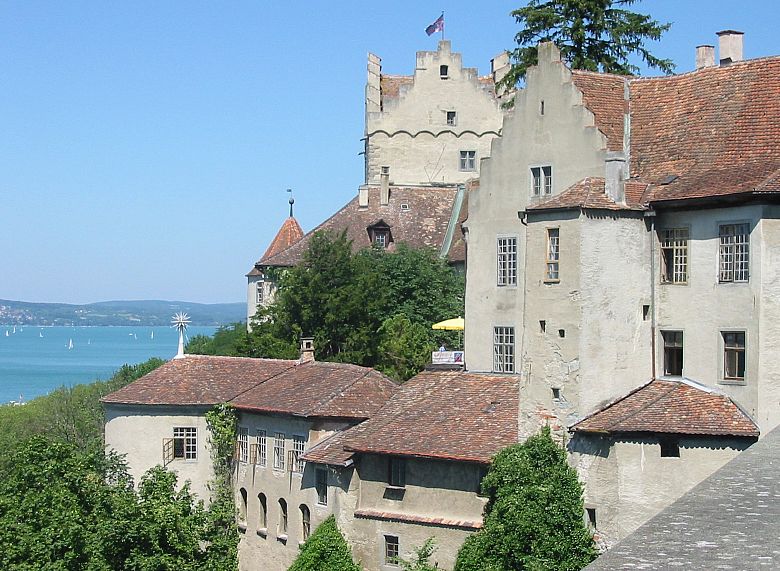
[257,430,267,467]
[531,166,552,195]
[497,237,517,286]
[446,110,457,126]
[256,282,264,305]
[459,150,476,171]
[660,228,689,284]
[237,426,248,463]
[273,432,285,470]
[388,457,406,488]
[316,468,328,505]
[385,535,400,565]
[373,230,389,249]
[719,224,749,282]
[662,331,683,376]
[722,331,746,381]
[546,228,560,281]
[292,435,306,473]
[173,427,197,460]
[493,326,515,373]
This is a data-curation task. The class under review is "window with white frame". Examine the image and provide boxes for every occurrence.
[719,224,749,283]
[546,228,560,281]
[256,282,264,305]
[237,426,248,463]
[273,432,285,470]
[493,326,515,373]
[172,427,197,460]
[385,535,400,565]
[722,331,746,382]
[497,237,517,287]
[531,166,552,196]
[257,429,267,467]
[459,150,476,171]
[662,331,683,376]
[660,228,689,284]
[292,435,305,473]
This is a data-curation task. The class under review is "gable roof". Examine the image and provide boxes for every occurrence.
[570,378,759,438]
[260,185,467,267]
[528,177,648,212]
[343,370,519,464]
[102,355,397,421]
[585,425,780,570]
[570,70,628,153]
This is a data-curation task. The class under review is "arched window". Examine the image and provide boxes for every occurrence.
[239,487,248,523]
[300,504,311,541]
[278,498,288,535]
[258,493,267,529]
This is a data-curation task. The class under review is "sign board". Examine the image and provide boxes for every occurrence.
[431,351,464,365]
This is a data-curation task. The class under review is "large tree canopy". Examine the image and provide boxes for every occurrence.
[454,427,596,571]
[501,0,673,88]
[288,515,361,571]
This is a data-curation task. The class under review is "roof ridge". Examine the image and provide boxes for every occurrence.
[227,360,299,405]
[601,380,680,431]
[571,378,655,429]
[628,55,780,83]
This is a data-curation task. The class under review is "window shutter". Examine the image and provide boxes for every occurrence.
[162,438,174,466]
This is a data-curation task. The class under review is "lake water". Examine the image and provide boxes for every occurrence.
[0,325,217,404]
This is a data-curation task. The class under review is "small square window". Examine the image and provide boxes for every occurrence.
[459,150,476,171]
[660,437,680,458]
[558,329,565,338]
[552,387,561,400]
[385,535,400,565]
[531,166,553,196]
[439,64,449,78]
[446,111,457,126]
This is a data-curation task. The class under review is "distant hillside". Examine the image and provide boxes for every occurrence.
[0,299,245,326]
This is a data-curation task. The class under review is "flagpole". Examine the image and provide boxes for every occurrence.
[441,11,445,40]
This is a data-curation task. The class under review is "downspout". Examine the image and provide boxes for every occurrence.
[645,209,657,379]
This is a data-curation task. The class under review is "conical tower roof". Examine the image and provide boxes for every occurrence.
[260,215,304,263]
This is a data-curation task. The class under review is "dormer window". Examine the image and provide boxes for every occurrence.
[440,64,449,78]
[367,220,393,249]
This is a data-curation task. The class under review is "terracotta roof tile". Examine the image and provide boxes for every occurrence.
[344,370,519,464]
[571,70,628,152]
[259,216,304,263]
[300,428,356,466]
[528,177,647,211]
[571,379,759,437]
[380,75,414,104]
[355,508,482,531]
[261,186,464,267]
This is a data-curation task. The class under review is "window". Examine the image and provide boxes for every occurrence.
[659,437,680,458]
[546,228,560,281]
[496,237,517,286]
[292,435,305,473]
[723,331,746,381]
[388,457,406,488]
[662,331,683,376]
[238,487,248,523]
[440,64,448,78]
[278,499,288,536]
[446,110,457,126]
[719,223,749,282]
[385,535,400,565]
[258,493,268,529]
[373,229,389,248]
[493,326,515,373]
[173,427,197,460]
[256,282,264,305]
[586,508,597,528]
[316,468,328,505]
[237,426,248,463]
[459,150,476,171]
[273,432,285,470]
[531,166,552,195]
[660,228,689,284]
[257,430,267,467]
[300,505,311,541]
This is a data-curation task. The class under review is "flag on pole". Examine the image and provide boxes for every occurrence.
[425,13,444,36]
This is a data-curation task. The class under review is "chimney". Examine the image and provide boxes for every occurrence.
[380,166,390,205]
[695,45,716,69]
[717,30,744,65]
[359,184,369,208]
[299,337,315,363]
[605,152,626,204]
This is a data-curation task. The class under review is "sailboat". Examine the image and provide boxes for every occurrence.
[12,326,16,334]
[39,330,43,338]
[4,330,8,337]
[67,338,74,350]
[150,330,154,340]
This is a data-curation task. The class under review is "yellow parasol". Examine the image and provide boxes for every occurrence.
[431,317,465,331]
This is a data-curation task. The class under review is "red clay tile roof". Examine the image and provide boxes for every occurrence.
[260,186,465,267]
[259,216,304,263]
[355,508,482,531]
[344,370,519,464]
[528,177,648,211]
[230,361,397,420]
[571,70,628,152]
[627,57,780,203]
[380,75,414,103]
[100,355,297,406]
[102,355,397,420]
[300,428,356,467]
[571,379,759,437]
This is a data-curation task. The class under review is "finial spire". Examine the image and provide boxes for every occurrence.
[171,312,191,359]
[287,188,295,217]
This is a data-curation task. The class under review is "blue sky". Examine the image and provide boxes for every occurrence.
[1,1,776,304]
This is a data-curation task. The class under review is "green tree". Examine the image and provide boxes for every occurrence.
[454,427,596,571]
[288,515,361,571]
[377,314,435,382]
[187,324,247,356]
[400,538,440,571]
[501,0,673,88]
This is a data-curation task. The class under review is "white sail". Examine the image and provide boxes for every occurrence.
[68,338,74,350]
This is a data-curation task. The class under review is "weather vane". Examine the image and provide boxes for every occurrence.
[171,312,191,359]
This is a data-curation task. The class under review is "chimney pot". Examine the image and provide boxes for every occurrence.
[717,30,744,65]
[696,45,716,69]
[299,337,315,363]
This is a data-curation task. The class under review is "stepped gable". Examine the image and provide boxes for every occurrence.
[260,185,464,267]
[570,70,628,152]
[571,379,759,437]
[629,57,780,203]
[100,355,297,406]
[343,370,519,464]
[230,361,398,420]
[528,177,648,211]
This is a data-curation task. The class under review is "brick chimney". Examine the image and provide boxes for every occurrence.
[717,30,744,66]
[696,45,716,69]
[299,337,315,363]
